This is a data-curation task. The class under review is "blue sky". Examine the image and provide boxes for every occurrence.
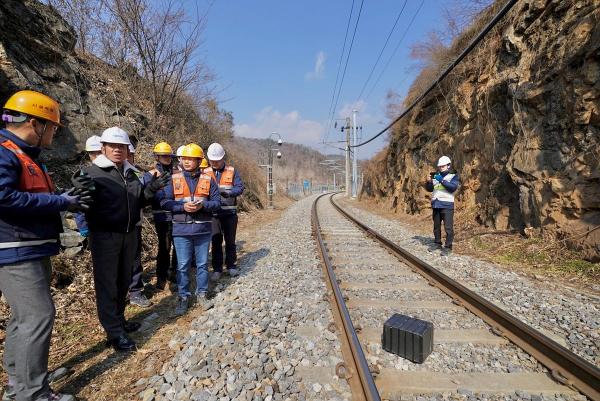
[197,0,450,158]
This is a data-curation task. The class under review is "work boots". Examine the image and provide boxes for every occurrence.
[175,297,188,316]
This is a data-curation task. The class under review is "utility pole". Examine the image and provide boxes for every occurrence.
[352,109,358,198]
[345,117,351,197]
[267,148,273,207]
[258,133,283,209]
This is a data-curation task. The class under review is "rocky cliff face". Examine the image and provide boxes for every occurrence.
[362,0,600,260]
[0,0,143,162]
[0,0,264,211]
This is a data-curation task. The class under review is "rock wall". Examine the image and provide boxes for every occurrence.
[0,0,265,210]
[0,0,147,162]
[361,0,600,260]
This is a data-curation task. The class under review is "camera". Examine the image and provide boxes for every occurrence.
[429,172,436,179]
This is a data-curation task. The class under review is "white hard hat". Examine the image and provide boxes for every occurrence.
[100,127,131,145]
[85,135,101,152]
[207,142,225,161]
[176,145,185,157]
[437,156,451,167]
[128,144,136,153]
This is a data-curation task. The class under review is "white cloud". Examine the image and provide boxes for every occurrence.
[305,51,326,81]
[234,107,325,147]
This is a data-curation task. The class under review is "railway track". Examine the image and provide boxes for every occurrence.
[312,193,600,401]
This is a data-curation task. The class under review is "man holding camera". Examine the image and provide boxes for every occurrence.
[425,156,459,255]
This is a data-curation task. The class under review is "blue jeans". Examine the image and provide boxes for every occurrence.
[173,234,211,298]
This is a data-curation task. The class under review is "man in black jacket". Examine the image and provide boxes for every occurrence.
[75,127,169,351]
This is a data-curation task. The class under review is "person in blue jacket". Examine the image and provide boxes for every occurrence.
[205,142,245,279]
[0,90,90,401]
[425,155,460,255]
[157,143,220,316]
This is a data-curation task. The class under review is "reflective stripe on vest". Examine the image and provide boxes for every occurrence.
[219,165,237,209]
[0,239,58,249]
[431,173,455,203]
[1,139,55,193]
[172,172,212,222]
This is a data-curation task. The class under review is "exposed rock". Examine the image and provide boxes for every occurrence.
[0,0,144,162]
[362,1,600,260]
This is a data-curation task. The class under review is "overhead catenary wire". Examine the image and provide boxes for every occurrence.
[356,0,408,102]
[353,0,518,148]
[328,0,365,136]
[364,0,424,101]
[322,0,356,144]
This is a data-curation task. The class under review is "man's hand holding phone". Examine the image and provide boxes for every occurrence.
[184,199,203,213]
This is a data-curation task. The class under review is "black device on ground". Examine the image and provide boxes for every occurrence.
[382,313,434,363]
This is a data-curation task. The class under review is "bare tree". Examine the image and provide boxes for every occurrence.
[45,0,104,53]
[105,0,213,128]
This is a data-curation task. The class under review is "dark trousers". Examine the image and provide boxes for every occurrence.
[155,221,177,280]
[89,230,137,339]
[0,257,54,401]
[211,213,238,272]
[433,208,454,248]
[129,226,144,294]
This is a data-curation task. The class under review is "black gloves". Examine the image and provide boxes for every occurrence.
[149,172,171,192]
[71,170,95,192]
[220,190,230,198]
[145,172,171,198]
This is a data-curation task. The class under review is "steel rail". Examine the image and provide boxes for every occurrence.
[330,194,600,401]
[311,193,382,401]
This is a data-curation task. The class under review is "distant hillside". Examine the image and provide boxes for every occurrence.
[233,137,344,193]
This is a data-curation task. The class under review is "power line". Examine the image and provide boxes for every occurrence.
[356,0,407,101]
[364,0,424,101]
[353,0,517,148]
[322,0,356,144]
[329,0,365,131]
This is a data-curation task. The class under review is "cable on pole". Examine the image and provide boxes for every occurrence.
[353,0,518,148]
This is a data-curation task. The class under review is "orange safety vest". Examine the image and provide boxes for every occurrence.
[172,171,212,202]
[219,166,235,188]
[1,139,54,193]
[202,166,217,183]
[218,165,237,209]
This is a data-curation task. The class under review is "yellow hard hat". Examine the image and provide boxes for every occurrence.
[3,90,61,125]
[181,143,204,158]
[153,141,173,155]
[200,158,209,168]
